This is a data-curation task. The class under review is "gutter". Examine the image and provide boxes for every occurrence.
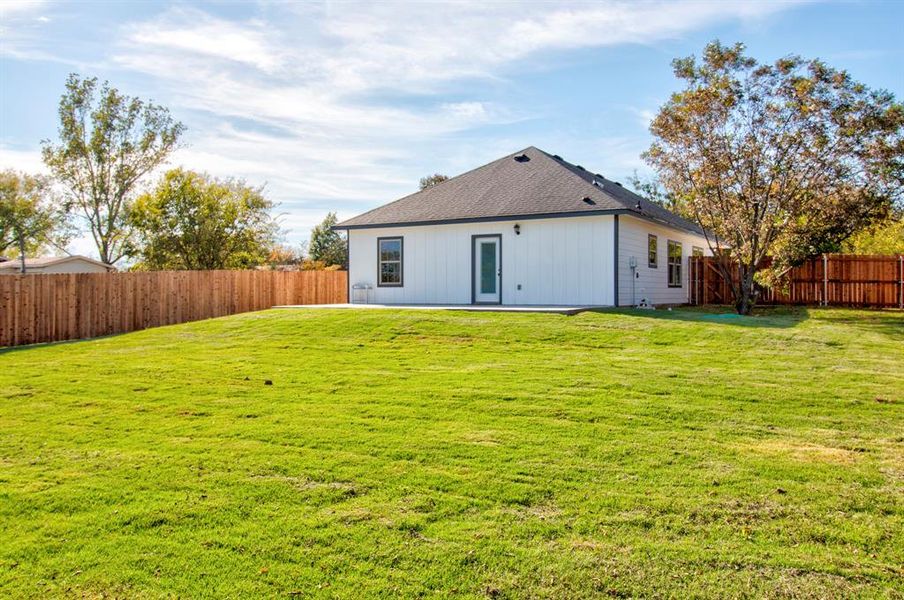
[332,208,705,237]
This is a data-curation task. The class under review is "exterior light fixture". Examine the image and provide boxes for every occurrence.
[514,223,521,235]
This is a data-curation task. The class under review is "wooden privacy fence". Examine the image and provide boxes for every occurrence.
[689,254,904,308]
[0,269,348,347]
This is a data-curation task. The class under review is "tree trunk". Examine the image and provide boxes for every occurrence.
[735,264,757,315]
[18,235,26,274]
[99,239,111,266]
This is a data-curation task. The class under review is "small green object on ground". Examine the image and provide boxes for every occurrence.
[701,312,748,320]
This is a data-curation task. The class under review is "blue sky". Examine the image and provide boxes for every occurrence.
[1,0,902,256]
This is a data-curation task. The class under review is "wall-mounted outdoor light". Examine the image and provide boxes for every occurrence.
[514,223,521,235]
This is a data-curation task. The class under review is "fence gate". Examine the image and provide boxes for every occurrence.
[689,256,736,306]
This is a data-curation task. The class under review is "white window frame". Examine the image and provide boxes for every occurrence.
[377,236,403,287]
[667,240,682,288]
[648,234,658,268]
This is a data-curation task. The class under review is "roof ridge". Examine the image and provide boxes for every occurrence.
[535,149,704,231]
[533,148,637,211]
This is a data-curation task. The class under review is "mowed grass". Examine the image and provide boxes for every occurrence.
[0,307,902,598]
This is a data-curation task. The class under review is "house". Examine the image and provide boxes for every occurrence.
[0,255,116,274]
[334,147,711,307]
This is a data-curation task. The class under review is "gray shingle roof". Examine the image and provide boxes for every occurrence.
[335,146,703,235]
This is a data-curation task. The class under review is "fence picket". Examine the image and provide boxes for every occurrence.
[689,255,902,308]
[0,270,347,347]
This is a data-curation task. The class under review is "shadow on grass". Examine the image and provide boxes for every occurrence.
[592,305,810,329]
[814,308,904,340]
[0,332,126,355]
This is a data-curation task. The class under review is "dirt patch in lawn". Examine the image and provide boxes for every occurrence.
[746,439,865,465]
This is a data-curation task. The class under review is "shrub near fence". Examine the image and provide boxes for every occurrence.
[0,269,348,347]
[689,254,904,308]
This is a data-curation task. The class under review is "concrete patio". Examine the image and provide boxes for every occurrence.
[272,303,602,315]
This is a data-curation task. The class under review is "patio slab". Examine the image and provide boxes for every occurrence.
[272,303,603,315]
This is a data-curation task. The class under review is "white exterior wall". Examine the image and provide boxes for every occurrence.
[348,215,616,306]
[617,215,711,306]
[0,260,112,274]
[36,261,112,274]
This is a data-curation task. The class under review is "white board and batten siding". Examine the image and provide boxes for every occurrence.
[616,215,711,307]
[348,215,616,306]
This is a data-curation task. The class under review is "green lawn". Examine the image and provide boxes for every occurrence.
[1,307,902,598]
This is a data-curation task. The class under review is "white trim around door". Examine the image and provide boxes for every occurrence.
[472,234,502,304]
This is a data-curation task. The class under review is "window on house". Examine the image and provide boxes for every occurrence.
[668,240,682,287]
[692,246,704,257]
[378,237,403,286]
[648,234,658,268]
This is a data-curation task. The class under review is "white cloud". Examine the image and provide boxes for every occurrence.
[0,0,47,17]
[0,145,47,173]
[6,1,803,245]
[124,10,284,73]
[442,102,489,120]
[625,106,658,129]
[502,1,788,55]
[0,0,53,60]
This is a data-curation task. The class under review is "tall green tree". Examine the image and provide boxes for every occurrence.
[0,170,70,272]
[419,173,449,190]
[129,169,278,270]
[42,74,185,265]
[644,41,904,314]
[307,212,347,268]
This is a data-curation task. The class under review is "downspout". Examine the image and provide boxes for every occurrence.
[631,262,636,307]
[613,215,619,307]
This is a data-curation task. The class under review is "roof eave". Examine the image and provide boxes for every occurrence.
[335,208,705,236]
[333,209,626,230]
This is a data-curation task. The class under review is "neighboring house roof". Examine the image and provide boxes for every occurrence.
[0,255,116,272]
[334,146,704,235]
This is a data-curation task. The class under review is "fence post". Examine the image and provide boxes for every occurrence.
[896,254,902,308]
[822,254,828,307]
[702,258,708,305]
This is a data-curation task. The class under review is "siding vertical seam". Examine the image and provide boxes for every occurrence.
[614,215,619,307]
[346,233,351,303]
